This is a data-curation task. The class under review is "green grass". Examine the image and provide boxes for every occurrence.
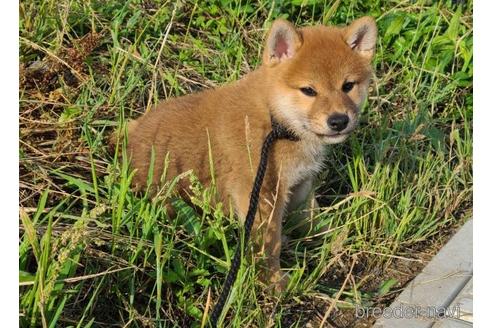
[19,0,472,327]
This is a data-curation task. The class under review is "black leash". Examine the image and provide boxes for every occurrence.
[208,118,299,326]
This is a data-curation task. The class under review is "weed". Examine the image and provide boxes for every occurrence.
[19,0,472,327]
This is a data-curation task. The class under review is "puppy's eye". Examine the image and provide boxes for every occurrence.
[300,87,317,97]
[342,82,355,93]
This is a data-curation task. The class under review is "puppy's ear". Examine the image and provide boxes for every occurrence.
[344,16,378,60]
[263,19,303,66]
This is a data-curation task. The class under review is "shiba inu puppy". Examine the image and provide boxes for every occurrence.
[126,16,377,291]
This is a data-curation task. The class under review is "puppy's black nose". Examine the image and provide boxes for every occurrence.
[327,113,349,132]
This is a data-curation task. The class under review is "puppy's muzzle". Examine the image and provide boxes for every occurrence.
[327,113,349,132]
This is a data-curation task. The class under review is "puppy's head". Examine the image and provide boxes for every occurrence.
[262,17,377,144]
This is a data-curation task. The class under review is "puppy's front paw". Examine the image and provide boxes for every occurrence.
[269,270,290,294]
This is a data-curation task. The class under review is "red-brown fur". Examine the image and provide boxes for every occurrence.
[125,17,377,291]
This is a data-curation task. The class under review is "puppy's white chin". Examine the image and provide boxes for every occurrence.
[322,134,349,144]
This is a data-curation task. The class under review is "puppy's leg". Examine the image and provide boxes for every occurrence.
[233,189,289,293]
[260,193,289,293]
[287,177,325,236]
[287,177,315,214]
